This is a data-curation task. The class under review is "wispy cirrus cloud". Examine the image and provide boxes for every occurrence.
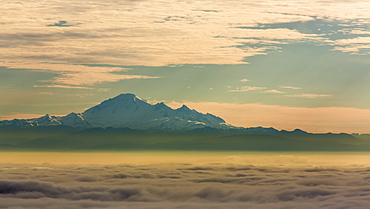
[229,86,266,92]
[332,37,370,54]
[335,37,370,45]
[285,94,332,98]
[280,86,302,90]
[232,28,322,40]
[2,63,159,86]
[0,0,360,70]
[0,0,369,90]
[263,89,285,94]
[34,85,93,89]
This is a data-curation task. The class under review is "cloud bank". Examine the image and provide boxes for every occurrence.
[0,153,370,209]
[1,0,370,87]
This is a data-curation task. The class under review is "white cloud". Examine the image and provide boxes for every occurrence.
[34,85,93,89]
[0,0,368,88]
[336,45,370,54]
[64,93,95,98]
[334,37,370,45]
[229,86,266,92]
[240,79,249,82]
[38,92,55,95]
[285,94,332,98]
[233,28,321,40]
[280,86,302,90]
[0,0,346,71]
[263,89,285,94]
[331,37,370,54]
[1,155,370,209]
[2,63,159,86]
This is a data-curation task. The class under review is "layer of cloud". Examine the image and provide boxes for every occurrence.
[0,153,370,209]
[280,86,302,90]
[3,63,159,85]
[285,94,332,98]
[1,0,368,68]
[331,37,370,54]
[0,0,369,88]
[34,85,93,89]
[229,86,266,92]
[0,0,324,67]
[262,90,285,94]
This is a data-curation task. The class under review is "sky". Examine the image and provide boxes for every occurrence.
[1,0,370,133]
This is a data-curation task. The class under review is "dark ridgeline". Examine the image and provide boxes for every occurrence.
[0,93,368,151]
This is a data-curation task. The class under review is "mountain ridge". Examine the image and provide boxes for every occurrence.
[1,126,364,151]
[0,93,230,130]
[0,93,367,151]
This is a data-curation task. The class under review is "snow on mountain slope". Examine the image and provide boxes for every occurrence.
[59,113,91,128]
[0,113,90,128]
[0,93,229,130]
[82,93,227,129]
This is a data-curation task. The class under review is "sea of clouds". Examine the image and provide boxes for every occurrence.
[1,153,370,209]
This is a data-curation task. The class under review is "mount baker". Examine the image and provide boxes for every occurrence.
[0,93,231,130]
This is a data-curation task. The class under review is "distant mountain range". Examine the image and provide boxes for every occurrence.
[0,93,369,151]
[0,93,230,130]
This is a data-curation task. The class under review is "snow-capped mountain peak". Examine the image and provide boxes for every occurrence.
[110,93,146,103]
[0,94,229,130]
[81,94,227,129]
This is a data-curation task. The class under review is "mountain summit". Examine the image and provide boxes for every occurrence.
[0,93,229,130]
[0,94,363,152]
[81,93,227,129]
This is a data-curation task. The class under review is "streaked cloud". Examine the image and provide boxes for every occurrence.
[64,93,95,98]
[240,79,249,82]
[2,63,159,86]
[0,0,369,93]
[232,28,322,40]
[333,45,370,53]
[263,89,285,94]
[38,92,55,95]
[1,0,365,71]
[280,86,302,90]
[229,86,266,92]
[331,37,370,53]
[285,94,332,98]
[34,85,93,89]
[335,37,370,45]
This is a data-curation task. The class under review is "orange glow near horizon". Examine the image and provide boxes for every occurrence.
[168,102,370,134]
[1,151,370,166]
